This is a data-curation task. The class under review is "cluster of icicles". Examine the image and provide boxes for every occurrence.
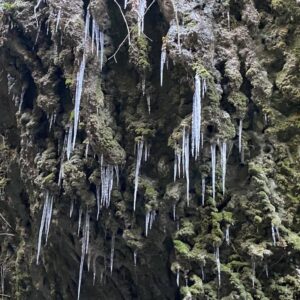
[35,1,105,154]
[32,0,273,297]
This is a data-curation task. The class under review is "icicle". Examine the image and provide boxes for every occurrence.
[72,56,86,150]
[142,77,146,96]
[0,264,5,297]
[70,200,74,218]
[201,177,205,206]
[173,128,190,205]
[191,74,202,159]
[100,31,104,71]
[271,224,276,245]
[93,256,97,285]
[34,0,44,26]
[227,11,230,31]
[133,140,144,211]
[78,208,82,236]
[110,234,115,274]
[36,192,54,264]
[66,125,73,160]
[49,113,55,131]
[18,86,26,113]
[114,165,120,187]
[174,152,178,182]
[225,225,230,245]
[252,261,256,288]
[172,204,176,221]
[100,164,114,208]
[96,185,100,220]
[87,249,91,272]
[144,142,148,162]
[91,19,95,54]
[147,95,151,114]
[238,119,243,154]
[124,0,128,9]
[77,211,90,300]
[55,9,61,33]
[160,42,167,87]
[183,128,190,205]
[211,144,216,201]
[177,151,181,178]
[137,0,147,36]
[176,268,180,287]
[133,250,137,267]
[201,265,205,281]
[149,211,156,230]
[46,18,50,35]
[215,247,221,286]
[85,142,89,158]
[44,195,54,242]
[95,27,100,58]
[265,264,269,278]
[220,141,227,195]
[84,10,90,45]
[201,132,204,149]
[264,114,268,125]
[145,211,150,237]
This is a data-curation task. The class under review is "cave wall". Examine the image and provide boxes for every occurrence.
[0,0,300,299]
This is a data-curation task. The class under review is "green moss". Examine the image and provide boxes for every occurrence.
[142,181,158,202]
[212,211,234,224]
[254,215,262,224]
[42,173,55,185]
[281,226,300,251]
[176,219,195,239]
[1,2,16,11]
[248,162,266,177]
[228,91,248,118]
[65,77,74,88]
[188,274,204,295]
[128,27,151,73]
[192,62,211,79]
[69,110,74,123]
[173,240,191,257]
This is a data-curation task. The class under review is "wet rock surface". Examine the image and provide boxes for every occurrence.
[0,0,300,299]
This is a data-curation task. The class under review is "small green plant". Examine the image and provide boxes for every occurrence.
[65,78,74,88]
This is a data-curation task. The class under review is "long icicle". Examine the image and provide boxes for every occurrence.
[220,141,227,195]
[110,234,115,274]
[238,119,243,154]
[211,143,216,201]
[84,9,90,45]
[133,140,144,211]
[77,211,90,300]
[36,193,49,265]
[72,56,86,150]
[55,9,62,33]
[215,247,221,286]
[183,128,190,206]
[66,125,73,160]
[201,177,205,206]
[36,192,54,264]
[100,31,104,71]
[191,74,201,159]
[160,41,167,87]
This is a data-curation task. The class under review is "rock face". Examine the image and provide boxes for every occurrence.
[0,0,300,299]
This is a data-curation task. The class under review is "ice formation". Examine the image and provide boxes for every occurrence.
[36,192,54,265]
